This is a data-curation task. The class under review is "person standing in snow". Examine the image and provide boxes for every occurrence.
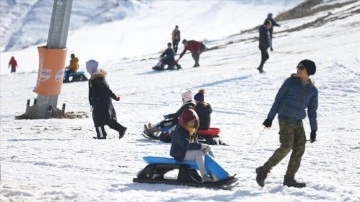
[257,20,272,73]
[170,108,213,183]
[144,90,195,138]
[256,59,318,188]
[266,13,280,51]
[64,53,79,82]
[193,89,212,130]
[8,56,18,73]
[86,59,127,139]
[172,25,181,54]
[176,39,207,68]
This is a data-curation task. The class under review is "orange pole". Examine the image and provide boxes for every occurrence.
[33,46,67,96]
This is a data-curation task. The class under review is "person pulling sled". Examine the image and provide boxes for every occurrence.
[153,43,181,71]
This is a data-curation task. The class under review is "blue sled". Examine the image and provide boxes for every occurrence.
[133,155,237,188]
[63,71,88,83]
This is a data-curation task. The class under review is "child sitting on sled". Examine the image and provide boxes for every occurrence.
[170,108,213,183]
[144,90,195,140]
[152,42,181,70]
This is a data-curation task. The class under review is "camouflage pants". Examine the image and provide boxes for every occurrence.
[263,119,306,178]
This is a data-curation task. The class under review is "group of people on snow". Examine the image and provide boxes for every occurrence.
[6,11,318,186]
[84,12,317,186]
[153,25,207,70]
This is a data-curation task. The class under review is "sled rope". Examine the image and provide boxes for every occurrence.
[121,102,151,123]
[248,128,265,153]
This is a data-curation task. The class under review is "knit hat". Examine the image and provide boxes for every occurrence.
[181,90,193,102]
[299,59,316,75]
[179,108,199,128]
[194,89,205,102]
[86,59,98,75]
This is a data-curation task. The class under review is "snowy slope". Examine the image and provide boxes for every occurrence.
[1,0,360,201]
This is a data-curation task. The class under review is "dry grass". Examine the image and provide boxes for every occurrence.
[276,0,357,21]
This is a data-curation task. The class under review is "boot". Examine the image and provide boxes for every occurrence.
[256,166,269,187]
[257,67,264,73]
[119,126,127,139]
[283,176,306,188]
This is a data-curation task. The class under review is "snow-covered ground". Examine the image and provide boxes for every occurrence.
[1,0,360,201]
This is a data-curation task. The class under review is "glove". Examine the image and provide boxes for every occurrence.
[263,118,272,128]
[163,114,169,119]
[201,143,210,152]
[115,96,120,101]
[310,130,316,143]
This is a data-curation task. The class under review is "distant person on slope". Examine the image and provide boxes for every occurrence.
[266,13,280,51]
[86,59,127,139]
[172,25,181,54]
[176,39,207,68]
[257,20,272,73]
[256,59,318,188]
[153,43,181,70]
[8,56,18,73]
[64,53,79,82]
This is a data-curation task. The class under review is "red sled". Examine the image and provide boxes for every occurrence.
[197,128,221,136]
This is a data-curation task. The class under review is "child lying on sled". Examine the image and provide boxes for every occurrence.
[144,90,195,139]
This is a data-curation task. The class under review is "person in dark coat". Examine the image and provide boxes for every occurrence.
[8,56,18,73]
[257,20,272,73]
[153,43,181,70]
[194,89,212,130]
[86,59,127,139]
[171,25,181,54]
[266,13,280,51]
[144,90,195,137]
[170,108,213,183]
[176,39,207,68]
[256,59,318,188]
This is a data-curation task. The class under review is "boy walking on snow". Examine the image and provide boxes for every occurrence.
[256,59,318,188]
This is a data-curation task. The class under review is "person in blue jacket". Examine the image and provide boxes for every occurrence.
[170,108,213,183]
[256,59,318,188]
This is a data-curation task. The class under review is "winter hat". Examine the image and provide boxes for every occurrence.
[299,59,316,75]
[181,90,193,102]
[86,59,98,75]
[179,108,199,128]
[194,89,205,102]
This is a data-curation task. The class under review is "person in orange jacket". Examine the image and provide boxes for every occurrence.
[64,53,79,82]
[176,39,207,68]
[8,56,18,73]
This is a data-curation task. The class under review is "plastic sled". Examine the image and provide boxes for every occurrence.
[133,155,237,189]
[197,127,227,145]
[142,124,175,141]
[152,57,181,71]
[63,71,88,83]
